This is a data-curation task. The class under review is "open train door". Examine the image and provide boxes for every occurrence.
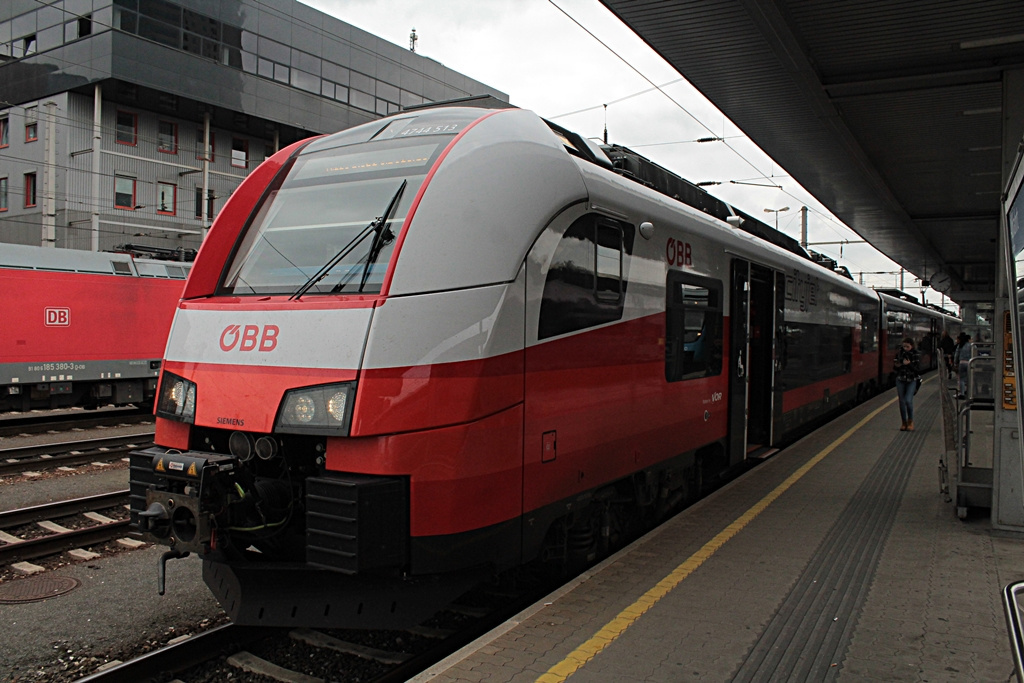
[728,260,777,467]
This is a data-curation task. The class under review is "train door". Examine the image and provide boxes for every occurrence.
[728,260,777,466]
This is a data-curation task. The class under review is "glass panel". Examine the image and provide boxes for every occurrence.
[157,182,175,213]
[114,177,134,207]
[116,111,135,144]
[221,138,448,296]
[138,16,179,48]
[158,121,176,153]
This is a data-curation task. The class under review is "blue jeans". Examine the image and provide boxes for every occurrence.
[896,379,916,423]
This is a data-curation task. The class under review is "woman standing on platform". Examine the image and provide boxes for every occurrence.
[894,337,921,431]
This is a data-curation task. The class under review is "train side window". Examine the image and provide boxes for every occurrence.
[538,214,634,340]
[665,272,723,382]
[595,221,623,301]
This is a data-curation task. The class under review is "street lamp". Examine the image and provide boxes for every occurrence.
[764,206,790,230]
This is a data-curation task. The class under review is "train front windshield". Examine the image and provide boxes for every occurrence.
[221,136,451,296]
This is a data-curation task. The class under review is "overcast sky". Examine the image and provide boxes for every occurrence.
[303,0,951,306]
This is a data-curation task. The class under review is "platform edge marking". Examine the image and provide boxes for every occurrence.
[535,397,897,683]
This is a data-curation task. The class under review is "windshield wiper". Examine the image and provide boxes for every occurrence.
[356,179,406,292]
[289,180,408,301]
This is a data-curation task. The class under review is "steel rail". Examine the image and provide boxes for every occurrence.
[0,491,132,565]
[75,624,283,683]
[0,434,154,476]
[0,490,129,528]
[0,409,149,437]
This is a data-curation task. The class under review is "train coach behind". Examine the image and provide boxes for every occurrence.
[129,104,944,630]
[0,243,189,412]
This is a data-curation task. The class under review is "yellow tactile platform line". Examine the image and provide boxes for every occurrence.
[536,393,901,683]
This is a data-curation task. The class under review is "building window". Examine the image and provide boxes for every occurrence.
[24,173,37,208]
[114,176,136,209]
[23,35,36,56]
[157,182,176,215]
[116,111,137,145]
[66,15,92,41]
[194,187,214,219]
[0,177,8,211]
[231,137,248,168]
[24,106,37,142]
[196,129,214,161]
[0,118,8,147]
[158,121,177,154]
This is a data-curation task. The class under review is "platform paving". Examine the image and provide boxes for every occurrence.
[414,376,1024,682]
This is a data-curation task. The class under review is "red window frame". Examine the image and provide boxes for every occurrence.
[156,182,177,215]
[157,121,178,154]
[24,173,37,208]
[0,118,9,148]
[25,121,37,142]
[0,177,8,211]
[114,176,136,210]
[231,137,248,168]
[116,110,137,146]
[196,129,215,162]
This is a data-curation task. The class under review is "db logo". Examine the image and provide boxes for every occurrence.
[666,238,693,267]
[44,307,70,326]
[219,324,279,352]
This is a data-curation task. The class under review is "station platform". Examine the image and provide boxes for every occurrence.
[412,376,1024,682]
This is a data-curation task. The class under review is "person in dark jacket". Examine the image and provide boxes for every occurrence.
[939,330,956,379]
[954,332,973,398]
[894,337,921,431]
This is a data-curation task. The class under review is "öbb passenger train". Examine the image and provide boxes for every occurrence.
[130,105,955,628]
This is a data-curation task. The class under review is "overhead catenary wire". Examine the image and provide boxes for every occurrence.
[545,0,894,275]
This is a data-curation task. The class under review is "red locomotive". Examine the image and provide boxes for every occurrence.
[130,105,955,628]
[0,244,190,412]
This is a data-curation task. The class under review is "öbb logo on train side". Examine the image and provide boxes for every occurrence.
[666,238,693,267]
[44,307,71,326]
[219,324,280,352]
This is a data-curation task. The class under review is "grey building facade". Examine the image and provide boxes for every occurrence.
[0,0,506,254]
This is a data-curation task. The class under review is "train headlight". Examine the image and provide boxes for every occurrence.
[156,372,197,423]
[276,382,355,435]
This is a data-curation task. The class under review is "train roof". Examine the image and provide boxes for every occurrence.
[0,243,191,279]
[877,289,959,320]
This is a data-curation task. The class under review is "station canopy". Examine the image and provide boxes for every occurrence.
[599,0,1024,300]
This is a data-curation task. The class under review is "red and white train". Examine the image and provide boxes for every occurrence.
[0,244,190,413]
[130,105,956,628]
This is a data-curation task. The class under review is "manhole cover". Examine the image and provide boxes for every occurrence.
[0,575,81,603]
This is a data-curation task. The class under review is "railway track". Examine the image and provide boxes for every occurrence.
[0,434,154,476]
[0,409,151,438]
[0,490,132,566]
[73,572,553,682]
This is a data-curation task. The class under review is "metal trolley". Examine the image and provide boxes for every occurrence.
[953,342,996,519]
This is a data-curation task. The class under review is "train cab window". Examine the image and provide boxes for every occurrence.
[538,214,634,340]
[220,135,451,296]
[665,272,723,382]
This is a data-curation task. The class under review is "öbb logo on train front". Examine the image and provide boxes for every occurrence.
[219,324,279,352]
[666,238,693,267]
